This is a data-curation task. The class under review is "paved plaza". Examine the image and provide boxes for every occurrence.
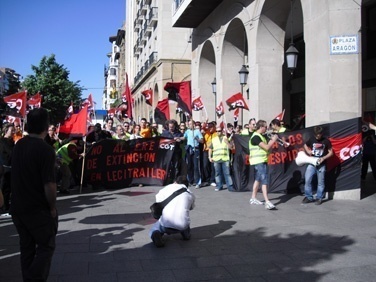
[0,177,375,281]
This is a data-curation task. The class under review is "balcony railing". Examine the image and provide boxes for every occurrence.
[133,45,140,57]
[149,52,158,65]
[140,30,147,44]
[148,7,158,27]
[137,9,145,23]
[141,1,148,15]
[133,52,159,84]
[145,20,153,36]
[134,19,141,32]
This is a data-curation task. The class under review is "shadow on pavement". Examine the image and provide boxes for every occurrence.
[0,207,356,281]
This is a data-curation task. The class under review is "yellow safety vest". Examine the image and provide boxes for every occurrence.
[278,127,286,133]
[249,132,268,165]
[211,136,229,162]
[56,143,76,165]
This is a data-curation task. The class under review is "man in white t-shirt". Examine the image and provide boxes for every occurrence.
[149,176,195,247]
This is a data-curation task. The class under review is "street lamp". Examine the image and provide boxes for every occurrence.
[239,65,249,125]
[211,77,217,121]
[286,44,299,75]
[286,0,299,75]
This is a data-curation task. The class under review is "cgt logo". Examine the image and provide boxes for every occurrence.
[7,99,23,113]
[230,100,245,109]
[159,139,175,150]
[339,145,361,161]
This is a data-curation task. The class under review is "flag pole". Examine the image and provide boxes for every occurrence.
[203,105,208,122]
[79,135,87,194]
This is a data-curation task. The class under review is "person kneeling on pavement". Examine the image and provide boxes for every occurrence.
[149,176,195,247]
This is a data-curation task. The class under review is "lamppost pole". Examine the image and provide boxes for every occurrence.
[238,65,249,126]
[211,77,217,122]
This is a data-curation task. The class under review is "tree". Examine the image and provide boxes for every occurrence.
[21,54,84,124]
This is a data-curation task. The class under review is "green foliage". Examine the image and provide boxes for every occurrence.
[21,54,84,124]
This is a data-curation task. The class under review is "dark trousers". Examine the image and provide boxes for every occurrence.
[169,152,182,183]
[202,151,215,184]
[1,171,11,211]
[12,210,58,282]
[186,149,200,184]
[361,154,376,180]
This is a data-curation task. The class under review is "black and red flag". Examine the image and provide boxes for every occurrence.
[3,91,27,118]
[164,81,192,116]
[141,88,153,106]
[192,96,204,111]
[226,92,249,111]
[154,98,170,125]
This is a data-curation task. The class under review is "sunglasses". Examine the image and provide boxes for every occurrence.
[216,130,222,132]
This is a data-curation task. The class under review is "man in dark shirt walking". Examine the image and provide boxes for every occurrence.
[10,108,58,281]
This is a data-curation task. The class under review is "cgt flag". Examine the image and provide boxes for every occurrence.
[226,92,249,111]
[192,96,204,111]
[27,92,42,110]
[154,98,170,125]
[216,101,224,118]
[234,108,239,122]
[141,88,153,106]
[164,81,192,116]
[274,109,285,121]
[4,91,27,117]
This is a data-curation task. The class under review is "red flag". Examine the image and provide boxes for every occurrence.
[192,96,204,111]
[27,92,42,109]
[154,99,170,125]
[141,88,153,106]
[216,101,224,118]
[122,73,133,119]
[226,92,249,111]
[234,108,239,122]
[59,105,88,136]
[274,109,285,121]
[4,91,27,117]
[164,81,192,116]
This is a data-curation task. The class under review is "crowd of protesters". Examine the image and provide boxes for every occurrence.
[1,115,375,216]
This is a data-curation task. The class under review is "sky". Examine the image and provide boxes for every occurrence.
[0,0,125,109]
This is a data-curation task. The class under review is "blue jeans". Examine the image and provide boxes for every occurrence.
[186,148,201,184]
[304,164,326,200]
[149,220,190,240]
[214,161,234,190]
[254,163,268,185]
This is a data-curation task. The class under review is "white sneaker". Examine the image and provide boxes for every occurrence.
[210,182,216,187]
[265,201,276,210]
[249,198,263,205]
